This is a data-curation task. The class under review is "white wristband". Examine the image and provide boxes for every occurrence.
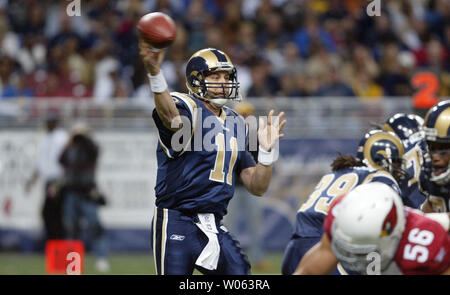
[258,142,279,166]
[148,71,168,93]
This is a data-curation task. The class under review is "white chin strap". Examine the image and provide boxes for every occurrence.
[431,163,450,185]
[210,98,228,108]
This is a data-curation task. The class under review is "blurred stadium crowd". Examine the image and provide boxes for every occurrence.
[0,0,449,104]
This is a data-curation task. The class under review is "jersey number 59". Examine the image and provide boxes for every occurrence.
[299,173,358,214]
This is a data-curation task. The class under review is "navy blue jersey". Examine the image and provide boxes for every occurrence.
[294,166,402,238]
[419,178,450,212]
[152,92,256,218]
[399,138,427,209]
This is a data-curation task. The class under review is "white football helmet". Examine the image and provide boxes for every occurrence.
[330,182,406,274]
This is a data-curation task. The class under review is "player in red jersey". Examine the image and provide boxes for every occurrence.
[294,182,450,275]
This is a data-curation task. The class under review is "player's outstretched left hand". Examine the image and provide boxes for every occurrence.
[258,110,286,152]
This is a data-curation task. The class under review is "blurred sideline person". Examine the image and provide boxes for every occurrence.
[282,129,406,275]
[419,101,450,214]
[381,113,427,209]
[294,182,450,275]
[139,40,286,274]
[25,113,69,242]
[59,122,109,273]
[224,101,271,270]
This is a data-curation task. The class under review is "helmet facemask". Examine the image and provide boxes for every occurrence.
[426,141,450,185]
[331,236,379,274]
[332,226,402,274]
[377,153,409,183]
[187,64,241,108]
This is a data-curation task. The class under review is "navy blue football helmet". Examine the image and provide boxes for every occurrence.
[424,100,450,145]
[357,130,406,181]
[382,113,424,143]
[185,48,241,107]
[422,100,450,185]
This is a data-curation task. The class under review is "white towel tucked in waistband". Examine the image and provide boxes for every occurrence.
[195,213,220,270]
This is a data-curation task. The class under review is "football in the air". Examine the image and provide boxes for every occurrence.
[137,12,177,49]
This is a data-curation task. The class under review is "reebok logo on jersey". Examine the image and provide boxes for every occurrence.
[170,234,185,241]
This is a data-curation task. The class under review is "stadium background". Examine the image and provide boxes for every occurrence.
[0,0,449,274]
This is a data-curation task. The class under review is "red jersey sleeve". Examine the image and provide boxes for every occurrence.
[395,209,450,275]
[323,195,346,241]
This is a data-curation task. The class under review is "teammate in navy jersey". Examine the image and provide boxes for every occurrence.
[281,129,405,275]
[419,100,450,213]
[382,113,427,209]
[139,40,286,274]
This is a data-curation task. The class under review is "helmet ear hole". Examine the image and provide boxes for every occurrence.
[188,73,207,98]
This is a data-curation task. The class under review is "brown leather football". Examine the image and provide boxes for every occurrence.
[137,12,177,49]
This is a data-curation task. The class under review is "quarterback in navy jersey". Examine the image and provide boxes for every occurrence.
[382,113,427,209]
[282,130,406,275]
[139,40,286,274]
[420,100,450,213]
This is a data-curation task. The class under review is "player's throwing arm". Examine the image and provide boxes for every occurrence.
[138,39,182,131]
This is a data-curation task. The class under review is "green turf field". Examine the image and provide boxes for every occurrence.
[0,252,285,275]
